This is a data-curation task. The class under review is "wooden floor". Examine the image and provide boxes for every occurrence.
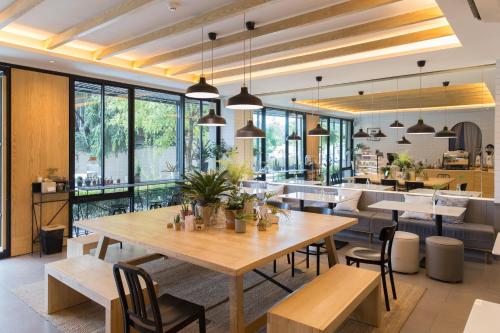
[0,232,499,333]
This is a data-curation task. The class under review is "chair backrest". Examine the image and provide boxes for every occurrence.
[354,177,368,184]
[113,262,162,333]
[302,206,334,215]
[405,181,424,191]
[331,173,341,185]
[437,173,451,178]
[267,201,290,210]
[169,192,184,206]
[460,183,467,191]
[380,179,398,191]
[379,225,397,261]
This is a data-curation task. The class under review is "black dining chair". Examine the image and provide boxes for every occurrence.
[354,177,369,184]
[267,202,296,275]
[300,207,334,276]
[331,173,342,185]
[113,262,206,333]
[381,179,398,191]
[405,181,424,191]
[345,225,397,311]
[460,183,467,191]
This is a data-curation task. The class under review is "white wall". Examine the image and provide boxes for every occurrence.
[354,108,494,164]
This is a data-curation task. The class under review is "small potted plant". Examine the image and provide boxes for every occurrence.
[180,201,192,219]
[194,215,205,231]
[240,192,257,216]
[224,191,244,229]
[173,214,181,231]
[234,211,251,233]
[257,217,267,231]
[268,204,290,225]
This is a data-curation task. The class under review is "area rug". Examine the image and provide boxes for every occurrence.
[11,255,425,333]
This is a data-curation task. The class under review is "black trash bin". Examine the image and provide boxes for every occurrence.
[40,225,65,254]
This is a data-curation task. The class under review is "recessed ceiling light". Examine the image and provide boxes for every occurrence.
[49,60,56,63]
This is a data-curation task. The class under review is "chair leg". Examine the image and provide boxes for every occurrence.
[381,265,390,311]
[316,245,320,276]
[346,257,350,266]
[287,253,291,264]
[273,260,277,273]
[199,311,206,333]
[356,262,360,268]
[388,261,397,300]
[306,246,310,268]
[291,252,295,277]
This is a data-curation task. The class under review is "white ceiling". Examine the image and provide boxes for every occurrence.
[0,0,498,109]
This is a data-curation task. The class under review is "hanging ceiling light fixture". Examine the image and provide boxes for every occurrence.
[434,81,456,138]
[235,120,265,139]
[397,136,412,145]
[389,78,405,128]
[395,79,411,145]
[186,26,219,99]
[406,60,435,134]
[287,98,302,141]
[353,91,370,139]
[372,86,387,138]
[308,76,329,137]
[227,20,263,110]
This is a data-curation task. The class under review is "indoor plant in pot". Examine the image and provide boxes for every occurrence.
[224,190,244,229]
[180,170,233,226]
[234,211,252,233]
[180,200,192,219]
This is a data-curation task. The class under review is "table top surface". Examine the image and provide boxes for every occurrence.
[464,299,500,333]
[75,206,356,276]
[333,183,394,191]
[279,192,348,203]
[351,175,454,187]
[277,179,322,185]
[240,187,271,195]
[493,233,500,255]
[368,200,466,217]
[409,188,482,197]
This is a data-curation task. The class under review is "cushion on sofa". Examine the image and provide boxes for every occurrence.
[436,195,469,224]
[334,189,362,213]
[400,194,433,220]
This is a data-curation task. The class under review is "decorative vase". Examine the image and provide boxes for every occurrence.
[184,215,195,231]
[224,209,236,229]
[180,210,192,220]
[174,223,181,231]
[235,219,246,233]
[197,205,214,226]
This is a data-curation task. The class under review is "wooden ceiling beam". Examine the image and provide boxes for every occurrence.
[95,0,273,60]
[45,0,155,50]
[208,25,455,80]
[169,7,443,75]
[134,0,400,69]
[0,0,43,29]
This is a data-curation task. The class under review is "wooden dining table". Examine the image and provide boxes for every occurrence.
[75,206,357,333]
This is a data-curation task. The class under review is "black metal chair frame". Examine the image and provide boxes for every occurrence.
[405,181,424,192]
[354,177,369,184]
[113,262,206,333]
[381,179,398,191]
[345,225,397,311]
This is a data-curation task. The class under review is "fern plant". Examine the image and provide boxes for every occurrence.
[179,170,234,206]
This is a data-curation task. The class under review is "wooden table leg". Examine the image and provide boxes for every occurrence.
[46,273,88,313]
[324,234,339,267]
[95,235,111,260]
[351,281,382,327]
[229,274,245,333]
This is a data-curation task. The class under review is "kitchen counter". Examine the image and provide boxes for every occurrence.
[423,169,493,198]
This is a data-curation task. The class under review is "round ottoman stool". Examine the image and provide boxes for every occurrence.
[391,231,420,273]
[425,236,464,283]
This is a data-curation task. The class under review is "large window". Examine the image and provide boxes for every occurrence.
[265,109,287,171]
[288,112,304,170]
[134,89,180,181]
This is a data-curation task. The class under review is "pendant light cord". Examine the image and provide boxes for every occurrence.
[371,82,374,129]
[201,26,204,77]
[396,79,400,137]
[242,13,246,87]
[211,32,214,85]
[419,66,422,119]
[444,83,448,126]
[249,23,252,93]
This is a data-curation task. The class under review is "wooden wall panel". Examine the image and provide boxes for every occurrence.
[11,69,69,256]
[306,114,320,164]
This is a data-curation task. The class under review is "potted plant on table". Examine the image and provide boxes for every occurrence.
[180,200,192,219]
[224,190,244,229]
[234,211,252,233]
[173,214,182,231]
[179,170,234,226]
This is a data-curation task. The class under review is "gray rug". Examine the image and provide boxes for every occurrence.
[11,255,425,332]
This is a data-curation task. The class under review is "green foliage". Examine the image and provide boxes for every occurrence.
[180,170,234,205]
[173,214,181,224]
[225,190,245,211]
[218,150,254,185]
[392,152,414,170]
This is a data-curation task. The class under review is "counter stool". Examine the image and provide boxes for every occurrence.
[391,231,420,274]
[426,236,463,283]
[149,200,163,210]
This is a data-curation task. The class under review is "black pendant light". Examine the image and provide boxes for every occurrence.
[308,76,329,137]
[235,120,265,139]
[389,79,405,128]
[353,91,370,139]
[434,81,456,138]
[407,60,435,134]
[374,129,387,138]
[186,27,219,99]
[397,136,412,144]
[197,109,226,126]
[227,20,263,110]
[287,98,302,141]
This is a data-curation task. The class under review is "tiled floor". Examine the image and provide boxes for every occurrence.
[0,233,499,333]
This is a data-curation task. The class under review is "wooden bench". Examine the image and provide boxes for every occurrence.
[45,255,157,333]
[267,264,382,333]
[66,234,120,258]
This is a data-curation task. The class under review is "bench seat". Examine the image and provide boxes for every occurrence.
[45,254,157,333]
[267,264,381,333]
[67,234,120,258]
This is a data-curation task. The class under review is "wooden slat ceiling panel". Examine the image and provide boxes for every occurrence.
[296,83,495,112]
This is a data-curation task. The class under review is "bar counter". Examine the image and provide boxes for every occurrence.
[423,169,493,198]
